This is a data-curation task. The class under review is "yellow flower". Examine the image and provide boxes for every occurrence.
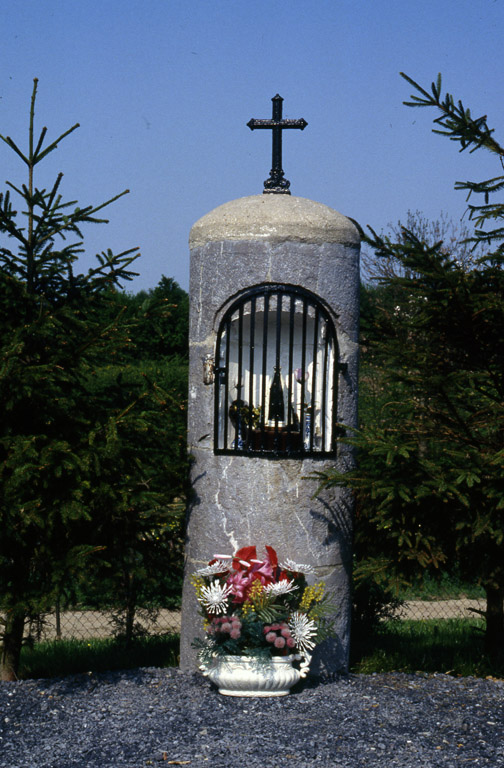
[249,580,265,602]
[300,582,325,610]
[191,575,205,598]
[241,580,265,615]
[241,602,254,617]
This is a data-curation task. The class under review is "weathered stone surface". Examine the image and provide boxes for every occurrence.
[189,194,360,248]
[181,194,360,676]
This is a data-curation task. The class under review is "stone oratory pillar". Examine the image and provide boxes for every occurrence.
[179,97,360,676]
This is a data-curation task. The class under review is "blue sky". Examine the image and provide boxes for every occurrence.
[2,0,503,292]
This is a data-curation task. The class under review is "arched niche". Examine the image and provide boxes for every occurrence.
[214,283,340,457]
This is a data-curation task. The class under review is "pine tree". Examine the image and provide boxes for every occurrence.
[0,80,187,679]
[319,74,504,659]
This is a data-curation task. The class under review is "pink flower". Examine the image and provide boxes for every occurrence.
[224,545,286,603]
[230,628,241,640]
[265,632,276,643]
[274,636,286,649]
[248,559,274,585]
[225,569,255,603]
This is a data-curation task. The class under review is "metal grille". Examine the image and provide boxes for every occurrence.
[214,284,339,457]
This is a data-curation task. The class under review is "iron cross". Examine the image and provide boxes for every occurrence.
[247,94,307,195]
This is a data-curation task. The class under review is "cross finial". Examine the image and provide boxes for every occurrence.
[247,94,307,195]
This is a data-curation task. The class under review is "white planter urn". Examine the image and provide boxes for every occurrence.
[200,653,310,697]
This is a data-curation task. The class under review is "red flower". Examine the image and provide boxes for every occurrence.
[232,546,257,571]
[226,545,281,603]
[264,545,278,570]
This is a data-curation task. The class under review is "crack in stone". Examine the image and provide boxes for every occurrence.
[214,460,239,553]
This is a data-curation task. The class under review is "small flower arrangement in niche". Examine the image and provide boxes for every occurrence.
[192,545,336,666]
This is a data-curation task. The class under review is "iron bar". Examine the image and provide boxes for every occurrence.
[260,293,270,451]
[247,296,256,450]
[321,322,330,452]
[287,294,295,445]
[223,317,231,450]
[310,307,320,453]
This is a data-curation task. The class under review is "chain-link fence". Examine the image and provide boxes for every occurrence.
[16,592,486,645]
[396,597,485,621]
[20,607,181,643]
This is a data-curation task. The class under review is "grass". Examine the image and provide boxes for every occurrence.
[14,619,504,681]
[399,572,485,601]
[18,634,179,680]
[351,617,504,679]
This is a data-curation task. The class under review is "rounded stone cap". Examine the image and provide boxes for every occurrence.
[189,195,361,249]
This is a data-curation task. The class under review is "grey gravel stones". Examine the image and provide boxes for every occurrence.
[1,668,503,767]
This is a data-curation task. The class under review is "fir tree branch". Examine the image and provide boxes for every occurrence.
[0,134,29,165]
[400,72,503,157]
[34,123,81,164]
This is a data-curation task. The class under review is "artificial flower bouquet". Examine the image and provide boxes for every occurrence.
[192,545,335,664]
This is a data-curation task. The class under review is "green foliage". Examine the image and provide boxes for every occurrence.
[352,572,404,635]
[0,80,138,299]
[96,276,189,363]
[124,276,189,360]
[0,80,188,679]
[65,358,188,632]
[17,635,179,680]
[400,72,504,257]
[320,73,504,658]
[350,618,504,679]
[398,570,485,601]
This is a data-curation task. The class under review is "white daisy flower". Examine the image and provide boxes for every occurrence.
[263,579,299,597]
[280,558,315,575]
[194,560,232,577]
[199,580,233,614]
[289,611,318,653]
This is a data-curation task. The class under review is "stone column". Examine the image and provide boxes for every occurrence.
[179,194,360,676]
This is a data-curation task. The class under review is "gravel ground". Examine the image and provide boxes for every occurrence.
[1,667,503,768]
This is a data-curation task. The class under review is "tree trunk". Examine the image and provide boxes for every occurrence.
[1,610,25,681]
[123,572,137,649]
[55,596,62,641]
[484,585,504,659]
[124,596,136,648]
